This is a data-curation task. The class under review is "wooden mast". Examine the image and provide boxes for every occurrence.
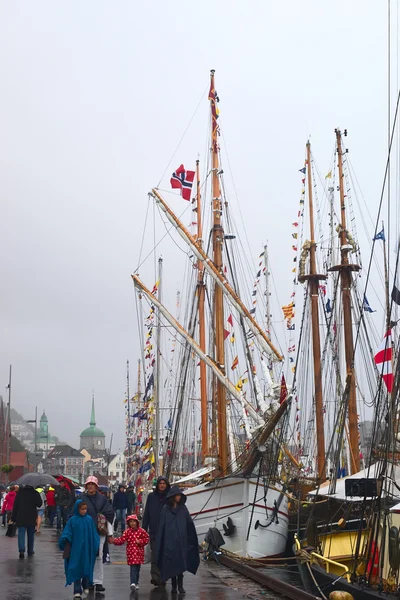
[301,142,326,481]
[209,70,228,474]
[195,159,209,461]
[335,128,360,474]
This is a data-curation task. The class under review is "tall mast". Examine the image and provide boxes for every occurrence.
[299,142,326,481]
[334,128,360,474]
[264,244,271,340]
[154,257,163,475]
[195,160,208,461]
[209,69,228,474]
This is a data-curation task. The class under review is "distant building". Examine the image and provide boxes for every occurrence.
[7,451,31,481]
[80,397,106,451]
[81,448,109,478]
[36,411,57,452]
[108,452,126,486]
[47,444,84,481]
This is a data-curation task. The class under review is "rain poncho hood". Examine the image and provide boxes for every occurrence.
[166,486,186,504]
[59,499,100,586]
[155,476,170,494]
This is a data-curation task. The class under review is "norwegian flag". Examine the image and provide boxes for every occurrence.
[170,164,195,201]
[374,330,393,393]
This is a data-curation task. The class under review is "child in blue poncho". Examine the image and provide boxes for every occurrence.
[59,499,100,598]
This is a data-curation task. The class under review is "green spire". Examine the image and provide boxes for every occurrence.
[90,391,96,427]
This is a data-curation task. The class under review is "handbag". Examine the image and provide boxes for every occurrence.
[5,522,17,537]
[97,513,108,536]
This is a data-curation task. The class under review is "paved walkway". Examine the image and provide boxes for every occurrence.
[0,527,246,600]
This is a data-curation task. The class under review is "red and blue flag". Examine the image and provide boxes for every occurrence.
[170,164,195,201]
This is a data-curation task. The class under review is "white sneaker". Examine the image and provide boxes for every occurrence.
[73,594,82,599]
[135,585,139,591]
[130,583,136,591]
[83,589,89,595]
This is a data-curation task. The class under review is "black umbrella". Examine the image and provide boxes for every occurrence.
[16,473,60,487]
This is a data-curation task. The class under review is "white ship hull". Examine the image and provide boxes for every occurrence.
[185,477,288,558]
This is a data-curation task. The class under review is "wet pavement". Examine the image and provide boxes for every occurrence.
[0,526,248,600]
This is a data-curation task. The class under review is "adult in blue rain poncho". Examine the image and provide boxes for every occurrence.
[59,499,100,595]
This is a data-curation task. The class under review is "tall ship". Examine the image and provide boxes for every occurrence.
[128,70,291,558]
[292,126,400,598]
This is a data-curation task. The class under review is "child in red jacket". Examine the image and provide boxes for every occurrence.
[112,514,149,591]
[2,486,18,524]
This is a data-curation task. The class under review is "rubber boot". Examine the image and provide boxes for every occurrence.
[171,577,177,594]
[177,574,186,594]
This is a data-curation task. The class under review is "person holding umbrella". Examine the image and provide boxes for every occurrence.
[11,485,42,559]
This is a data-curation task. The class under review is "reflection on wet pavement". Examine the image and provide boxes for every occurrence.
[0,528,245,599]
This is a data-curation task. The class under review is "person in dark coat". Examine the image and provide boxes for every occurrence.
[126,485,136,515]
[55,481,71,530]
[156,486,199,594]
[112,484,129,533]
[83,476,115,593]
[142,476,170,586]
[11,485,42,559]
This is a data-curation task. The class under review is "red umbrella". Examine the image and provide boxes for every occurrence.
[55,475,78,493]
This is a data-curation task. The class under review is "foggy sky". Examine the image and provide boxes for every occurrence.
[0,1,390,450]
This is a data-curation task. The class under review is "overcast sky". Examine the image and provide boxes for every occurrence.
[0,2,392,450]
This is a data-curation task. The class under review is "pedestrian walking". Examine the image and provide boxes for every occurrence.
[2,485,18,526]
[156,486,199,595]
[142,476,170,587]
[83,476,114,594]
[46,486,56,527]
[0,490,6,527]
[55,480,71,530]
[35,487,46,533]
[59,499,100,599]
[112,484,128,533]
[11,485,42,559]
[112,514,149,592]
[126,485,136,515]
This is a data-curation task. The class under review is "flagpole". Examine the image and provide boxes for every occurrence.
[6,365,11,486]
[154,257,162,476]
[382,222,390,329]
[195,160,209,462]
[298,141,326,482]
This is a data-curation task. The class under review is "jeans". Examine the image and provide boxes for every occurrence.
[47,506,56,527]
[93,535,106,585]
[18,526,35,554]
[130,564,141,585]
[56,506,68,530]
[114,508,127,532]
[73,577,89,594]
